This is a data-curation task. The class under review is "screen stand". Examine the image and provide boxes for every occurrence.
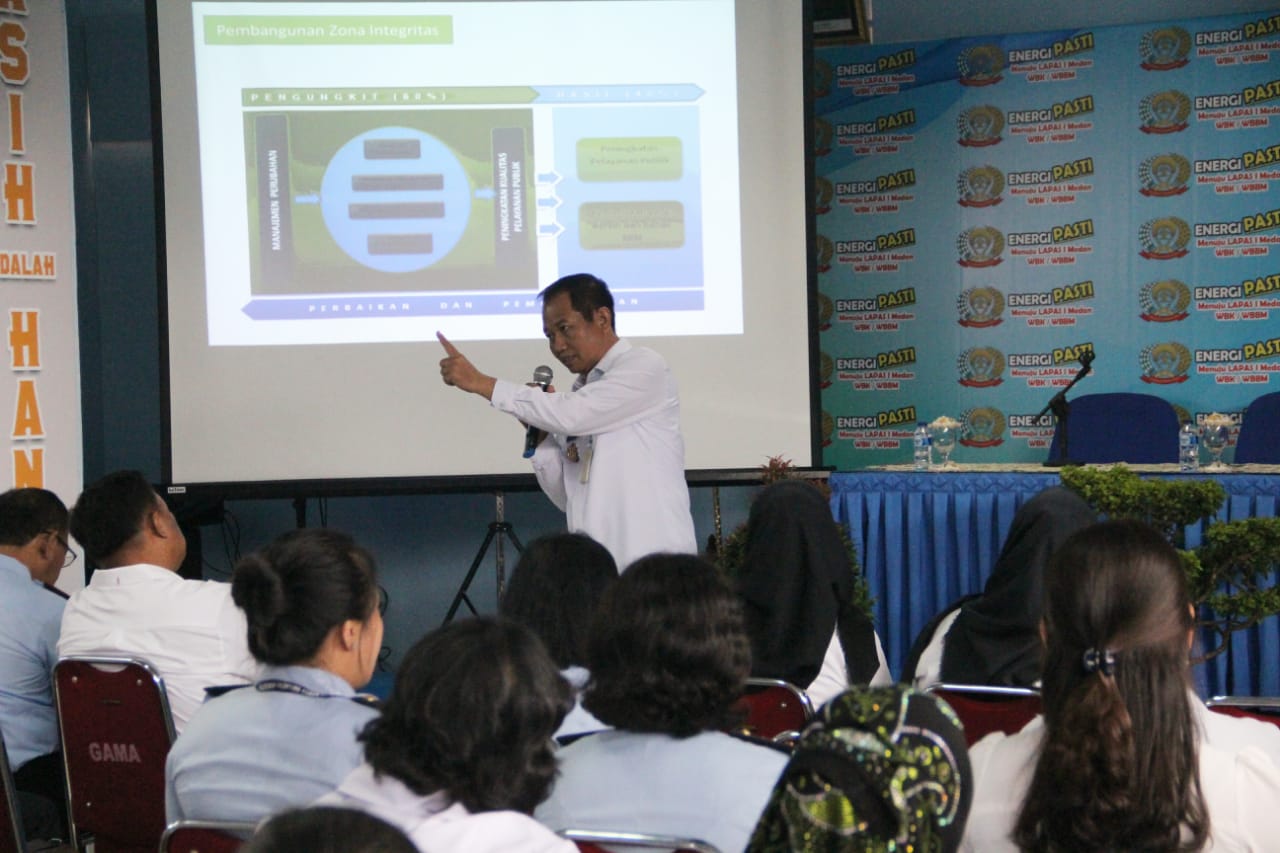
[442,491,524,624]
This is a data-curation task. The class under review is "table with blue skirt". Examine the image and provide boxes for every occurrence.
[828,465,1280,698]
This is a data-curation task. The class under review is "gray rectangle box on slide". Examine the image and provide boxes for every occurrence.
[367,233,434,255]
[352,173,444,192]
[363,138,421,159]
[348,202,445,219]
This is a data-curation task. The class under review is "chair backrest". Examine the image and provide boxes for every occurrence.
[0,732,24,853]
[734,678,815,744]
[1233,392,1280,464]
[927,683,1042,747]
[53,656,176,853]
[1046,392,1179,463]
[1206,695,1280,729]
[160,820,257,853]
[562,829,722,853]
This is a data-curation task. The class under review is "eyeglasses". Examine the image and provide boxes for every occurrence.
[53,534,78,568]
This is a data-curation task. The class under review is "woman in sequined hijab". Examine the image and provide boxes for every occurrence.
[746,684,972,852]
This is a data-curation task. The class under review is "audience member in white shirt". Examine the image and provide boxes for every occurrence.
[499,532,617,740]
[58,470,258,731]
[962,520,1280,853]
[319,618,576,853]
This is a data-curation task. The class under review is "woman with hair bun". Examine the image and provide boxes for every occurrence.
[165,528,384,824]
[962,520,1280,852]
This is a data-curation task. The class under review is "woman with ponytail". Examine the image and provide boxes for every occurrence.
[165,528,384,825]
[961,520,1280,852]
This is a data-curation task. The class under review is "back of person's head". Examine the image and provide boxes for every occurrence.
[359,617,571,815]
[583,553,750,737]
[1014,519,1207,852]
[737,479,860,686]
[0,487,68,546]
[68,469,157,564]
[539,272,615,329]
[747,685,972,853]
[500,532,617,669]
[241,806,415,853]
[232,528,380,666]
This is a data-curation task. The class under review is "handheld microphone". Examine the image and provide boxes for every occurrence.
[1080,350,1095,368]
[522,365,554,458]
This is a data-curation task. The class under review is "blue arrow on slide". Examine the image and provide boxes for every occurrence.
[294,193,320,204]
[475,187,496,199]
[533,84,704,103]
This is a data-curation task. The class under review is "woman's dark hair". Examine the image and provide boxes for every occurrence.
[583,553,751,737]
[68,470,157,563]
[539,273,615,329]
[242,807,415,853]
[360,617,572,814]
[1013,520,1209,852]
[231,528,379,666]
[500,533,618,668]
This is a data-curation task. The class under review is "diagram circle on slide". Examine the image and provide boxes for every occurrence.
[320,126,472,273]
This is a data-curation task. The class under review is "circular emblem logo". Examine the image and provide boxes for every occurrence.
[957,347,1006,387]
[960,407,1006,448]
[819,351,834,388]
[957,165,1005,207]
[818,293,835,331]
[815,118,835,156]
[957,226,1005,267]
[1139,341,1192,384]
[813,59,835,98]
[957,44,1005,86]
[1139,90,1191,134]
[1138,217,1191,260]
[816,234,834,273]
[957,286,1006,327]
[1139,279,1191,322]
[815,177,834,215]
[1138,153,1191,196]
[957,105,1005,147]
[1139,27,1191,70]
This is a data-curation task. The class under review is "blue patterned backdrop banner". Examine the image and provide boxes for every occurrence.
[815,11,1280,469]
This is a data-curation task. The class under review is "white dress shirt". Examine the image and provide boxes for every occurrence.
[536,729,789,853]
[806,628,894,709]
[318,763,575,853]
[57,563,259,731]
[491,339,697,570]
[962,709,1280,852]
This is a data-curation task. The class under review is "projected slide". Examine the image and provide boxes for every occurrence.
[191,1,742,346]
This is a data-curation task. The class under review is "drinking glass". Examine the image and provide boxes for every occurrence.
[1202,423,1231,471]
[930,423,959,469]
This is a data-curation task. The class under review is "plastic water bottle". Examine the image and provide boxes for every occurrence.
[1179,422,1199,471]
[913,422,932,471]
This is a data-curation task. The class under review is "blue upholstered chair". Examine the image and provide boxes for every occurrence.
[1233,392,1280,464]
[1046,392,1179,464]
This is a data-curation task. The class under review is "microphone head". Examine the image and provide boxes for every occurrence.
[532,365,554,386]
[1081,351,1095,366]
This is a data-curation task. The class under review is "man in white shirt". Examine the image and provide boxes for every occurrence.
[58,470,258,731]
[438,274,697,570]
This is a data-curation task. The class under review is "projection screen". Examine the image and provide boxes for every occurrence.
[152,0,817,493]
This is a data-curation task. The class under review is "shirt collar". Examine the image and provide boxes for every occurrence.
[0,552,35,584]
[260,664,358,696]
[588,338,629,379]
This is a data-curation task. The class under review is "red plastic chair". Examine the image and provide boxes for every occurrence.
[1206,696,1280,729]
[53,656,176,853]
[562,829,722,853]
[927,684,1042,747]
[733,678,815,744]
[160,820,256,853]
[0,731,22,853]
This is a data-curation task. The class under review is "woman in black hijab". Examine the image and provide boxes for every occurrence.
[922,486,1096,687]
[737,480,888,705]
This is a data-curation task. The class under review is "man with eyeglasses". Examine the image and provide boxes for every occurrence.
[0,486,74,842]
